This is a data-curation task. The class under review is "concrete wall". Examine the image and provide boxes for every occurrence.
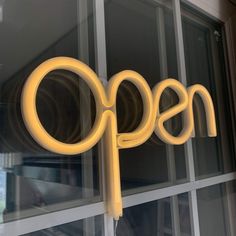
[186,0,236,22]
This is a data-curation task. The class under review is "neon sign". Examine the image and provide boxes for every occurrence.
[21,57,217,220]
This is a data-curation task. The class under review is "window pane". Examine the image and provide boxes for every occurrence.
[105,0,187,194]
[0,171,6,223]
[116,193,192,236]
[0,0,99,223]
[197,181,236,236]
[182,7,236,178]
[22,215,103,236]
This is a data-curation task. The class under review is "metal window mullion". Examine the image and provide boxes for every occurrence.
[94,0,107,82]
[123,172,236,208]
[156,7,168,79]
[2,172,236,235]
[172,0,200,236]
[172,0,195,181]
[224,182,236,236]
[156,7,180,235]
[209,28,234,236]
[15,175,21,221]
[93,0,115,235]
[188,190,200,236]
[77,1,96,235]
[170,196,181,236]
[0,202,105,236]
[156,6,177,184]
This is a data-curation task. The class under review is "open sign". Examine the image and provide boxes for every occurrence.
[21,57,216,220]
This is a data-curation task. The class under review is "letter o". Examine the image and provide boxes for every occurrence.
[21,57,107,155]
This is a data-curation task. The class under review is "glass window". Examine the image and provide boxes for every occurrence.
[197,181,236,236]
[0,0,99,223]
[0,0,235,235]
[22,215,104,236]
[181,6,236,179]
[0,171,6,223]
[105,0,187,194]
[115,193,192,236]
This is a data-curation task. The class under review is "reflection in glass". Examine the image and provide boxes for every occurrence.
[197,181,236,236]
[0,171,6,223]
[116,193,192,236]
[105,0,187,194]
[182,9,236,178]
[22,215,103,236]
[0,0,99,223]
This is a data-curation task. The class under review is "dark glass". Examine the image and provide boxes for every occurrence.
[197,181,236,236]
[182,7,236,178]
[178,193,192,235]
[105,0,187,193]
[115,193,192,236]
[0,0,99,223]
[22,215,103,236]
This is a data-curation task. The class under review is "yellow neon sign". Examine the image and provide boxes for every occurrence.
[21,57,217,220]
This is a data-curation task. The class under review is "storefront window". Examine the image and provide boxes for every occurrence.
[22,215,104,236]
[116,193,192,236]
[105,0,187,194]
[182,5,236,179]
[0,0,100,223]
[0,0,235,235]
[197,181,236,236]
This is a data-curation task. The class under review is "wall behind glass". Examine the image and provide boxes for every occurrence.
[181,5,236,179]
[0,0,100,223]
[105,0,187,194]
